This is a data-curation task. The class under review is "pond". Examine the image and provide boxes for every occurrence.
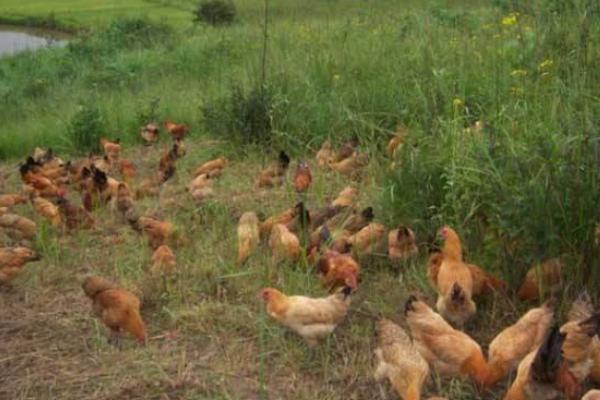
[0,25,70,57]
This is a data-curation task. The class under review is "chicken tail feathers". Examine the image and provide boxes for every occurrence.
[531,325,565,384]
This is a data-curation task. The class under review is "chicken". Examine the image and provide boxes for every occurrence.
[328,152,368,177]
[315,140,333,168]
[331,186,358,208]
[82,277,146,345]
[565,292,600,385]
[334,138,359,162]
[187,172,213,193]
[260,286,352,347]
[140,123,159,145]
[190,186,214,203]
[503,351,537,400]
[259,205,298,237]
[100,138,121,162]
[255,151,291,188]
[0,212,37,240]
[387,124,408,158]
[315,250,359,291]
[135,176,161,199]
[31,196,61,226]
[485,303,554,387]
[348,222,386,255]
[432,226,476,327]
[374,318,429,400]
[404,296,487,387]
[0,247,40,284]
[0,194,27,208]
[119,159,137,183]
[268,224,300,264]
[468,262,507,296]
[517,258,562,301]
[388,226,418,262]
[308,204,342,230]
[151,245,176,276]
[56,198,95,230]
[116,183,135,217]
[20,160,66,199]
[558,314,600,384]
[157,144,179,183]
[583,390,600,400]
[338,206,374,234]
[164,120,188,140]
[293,161,312,193]
[284,201,311,238]
[193,157,228,177]
[237,212,260,265]
[130,216,173,249]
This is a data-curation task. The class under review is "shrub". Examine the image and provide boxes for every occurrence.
[193,0,236,26]
[68,103,105,153]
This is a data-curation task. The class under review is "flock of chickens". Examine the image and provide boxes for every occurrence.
[1,122,599,400]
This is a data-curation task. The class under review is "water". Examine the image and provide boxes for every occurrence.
[0,25,69,57]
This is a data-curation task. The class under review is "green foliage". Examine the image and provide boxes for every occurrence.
[193,0,237,26]
[68,103,105,153]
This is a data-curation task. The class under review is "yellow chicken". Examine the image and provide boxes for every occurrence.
[193,157,228,177]
[237,212,260,265]
[0,194,27,208]
[0,212,37,240]
[388,226,418,262]
[331,186,358,208]
[260,286,352,347]
[0,247,40,284]
[151,244,176,276]
[374,318,429,400]
[485,303,554,387]
[315,140,333,168]
[405,296,487,388]
[328,152,368,177]
[268,224,300,264]
[348,222,386,255]
[517,258,562,301]
[31,196,61,226]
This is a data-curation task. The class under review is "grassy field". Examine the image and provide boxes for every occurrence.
[1,0,600,399]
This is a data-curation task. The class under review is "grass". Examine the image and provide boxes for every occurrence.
[0,0,599,398]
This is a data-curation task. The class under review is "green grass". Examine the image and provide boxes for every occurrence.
[0,0,599,398]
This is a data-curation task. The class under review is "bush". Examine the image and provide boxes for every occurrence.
[68,103,105,153]
[202,85,272,146]
[193,0,236,26]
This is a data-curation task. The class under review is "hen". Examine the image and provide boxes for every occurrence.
[140,123,159,145]
[151,245,176,276]
[0,194,27,208]
[405,296,487,388]
[517,258,562,301]
[260,286,352,347]
[0,212,37,240]
[315,250,359,291]
[388,225,418,262]
[31,196,61,226]
[193,157,228,177]
[268,224,300,264]
[130,215,173,249]
[0,247,40,284]
[237,212,260,265]
[315,140,333,168]
[256,151,291,188]
[374,318,429,400]
[82,277,147,345]
[293,161,312,193]
[164,120,188,140]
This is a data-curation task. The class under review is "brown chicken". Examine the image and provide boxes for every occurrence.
[164,120,189,140]
[348,222,386,255]
[269,224,300,264]
[237,212,260,265]
[100,138,121,162]
[374,318,429,400]
[336,206,374,234]
[56,198,95,230]
[485,303,554,387]
[316,250,359,291]
[31,196,61,226]
[517,258,562,301]
[432,226,476,326]
[0,212,37,240]
[334,138,359,162]
[293,161,312,193]
[193,157,228,177]
[0,247,40,284]
[565,291,600,384]
[82,277,146,345]
[328,152,368,177]
[256,151,291,188]
[331,187,358,209]
[405,296,488,388]
[315,140,333,168]
[583,390,600,400]
[135,176,162,199]
[0,194,27,208]
[20,160,66,199]
[259,205,298,238]
[116,183,135,217]
[157,144,179,183]
[119,159,137,183]
[130,216,173,249]
[151,245,176,276]
[260,286,352,347]
[387,124,408,158]
[388,226,418,262]
[140,123,159,145]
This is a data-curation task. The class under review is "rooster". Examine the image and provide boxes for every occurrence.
[374,318,429,400]
[260,286,352,347]
[82,277,146,345]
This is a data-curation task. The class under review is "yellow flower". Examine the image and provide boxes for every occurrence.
[452,98,464,108]
[511,86,524,97]
[538,59,554,71]
[501,13,518,26]
[511,69,528,77]
[333,74,340,81]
